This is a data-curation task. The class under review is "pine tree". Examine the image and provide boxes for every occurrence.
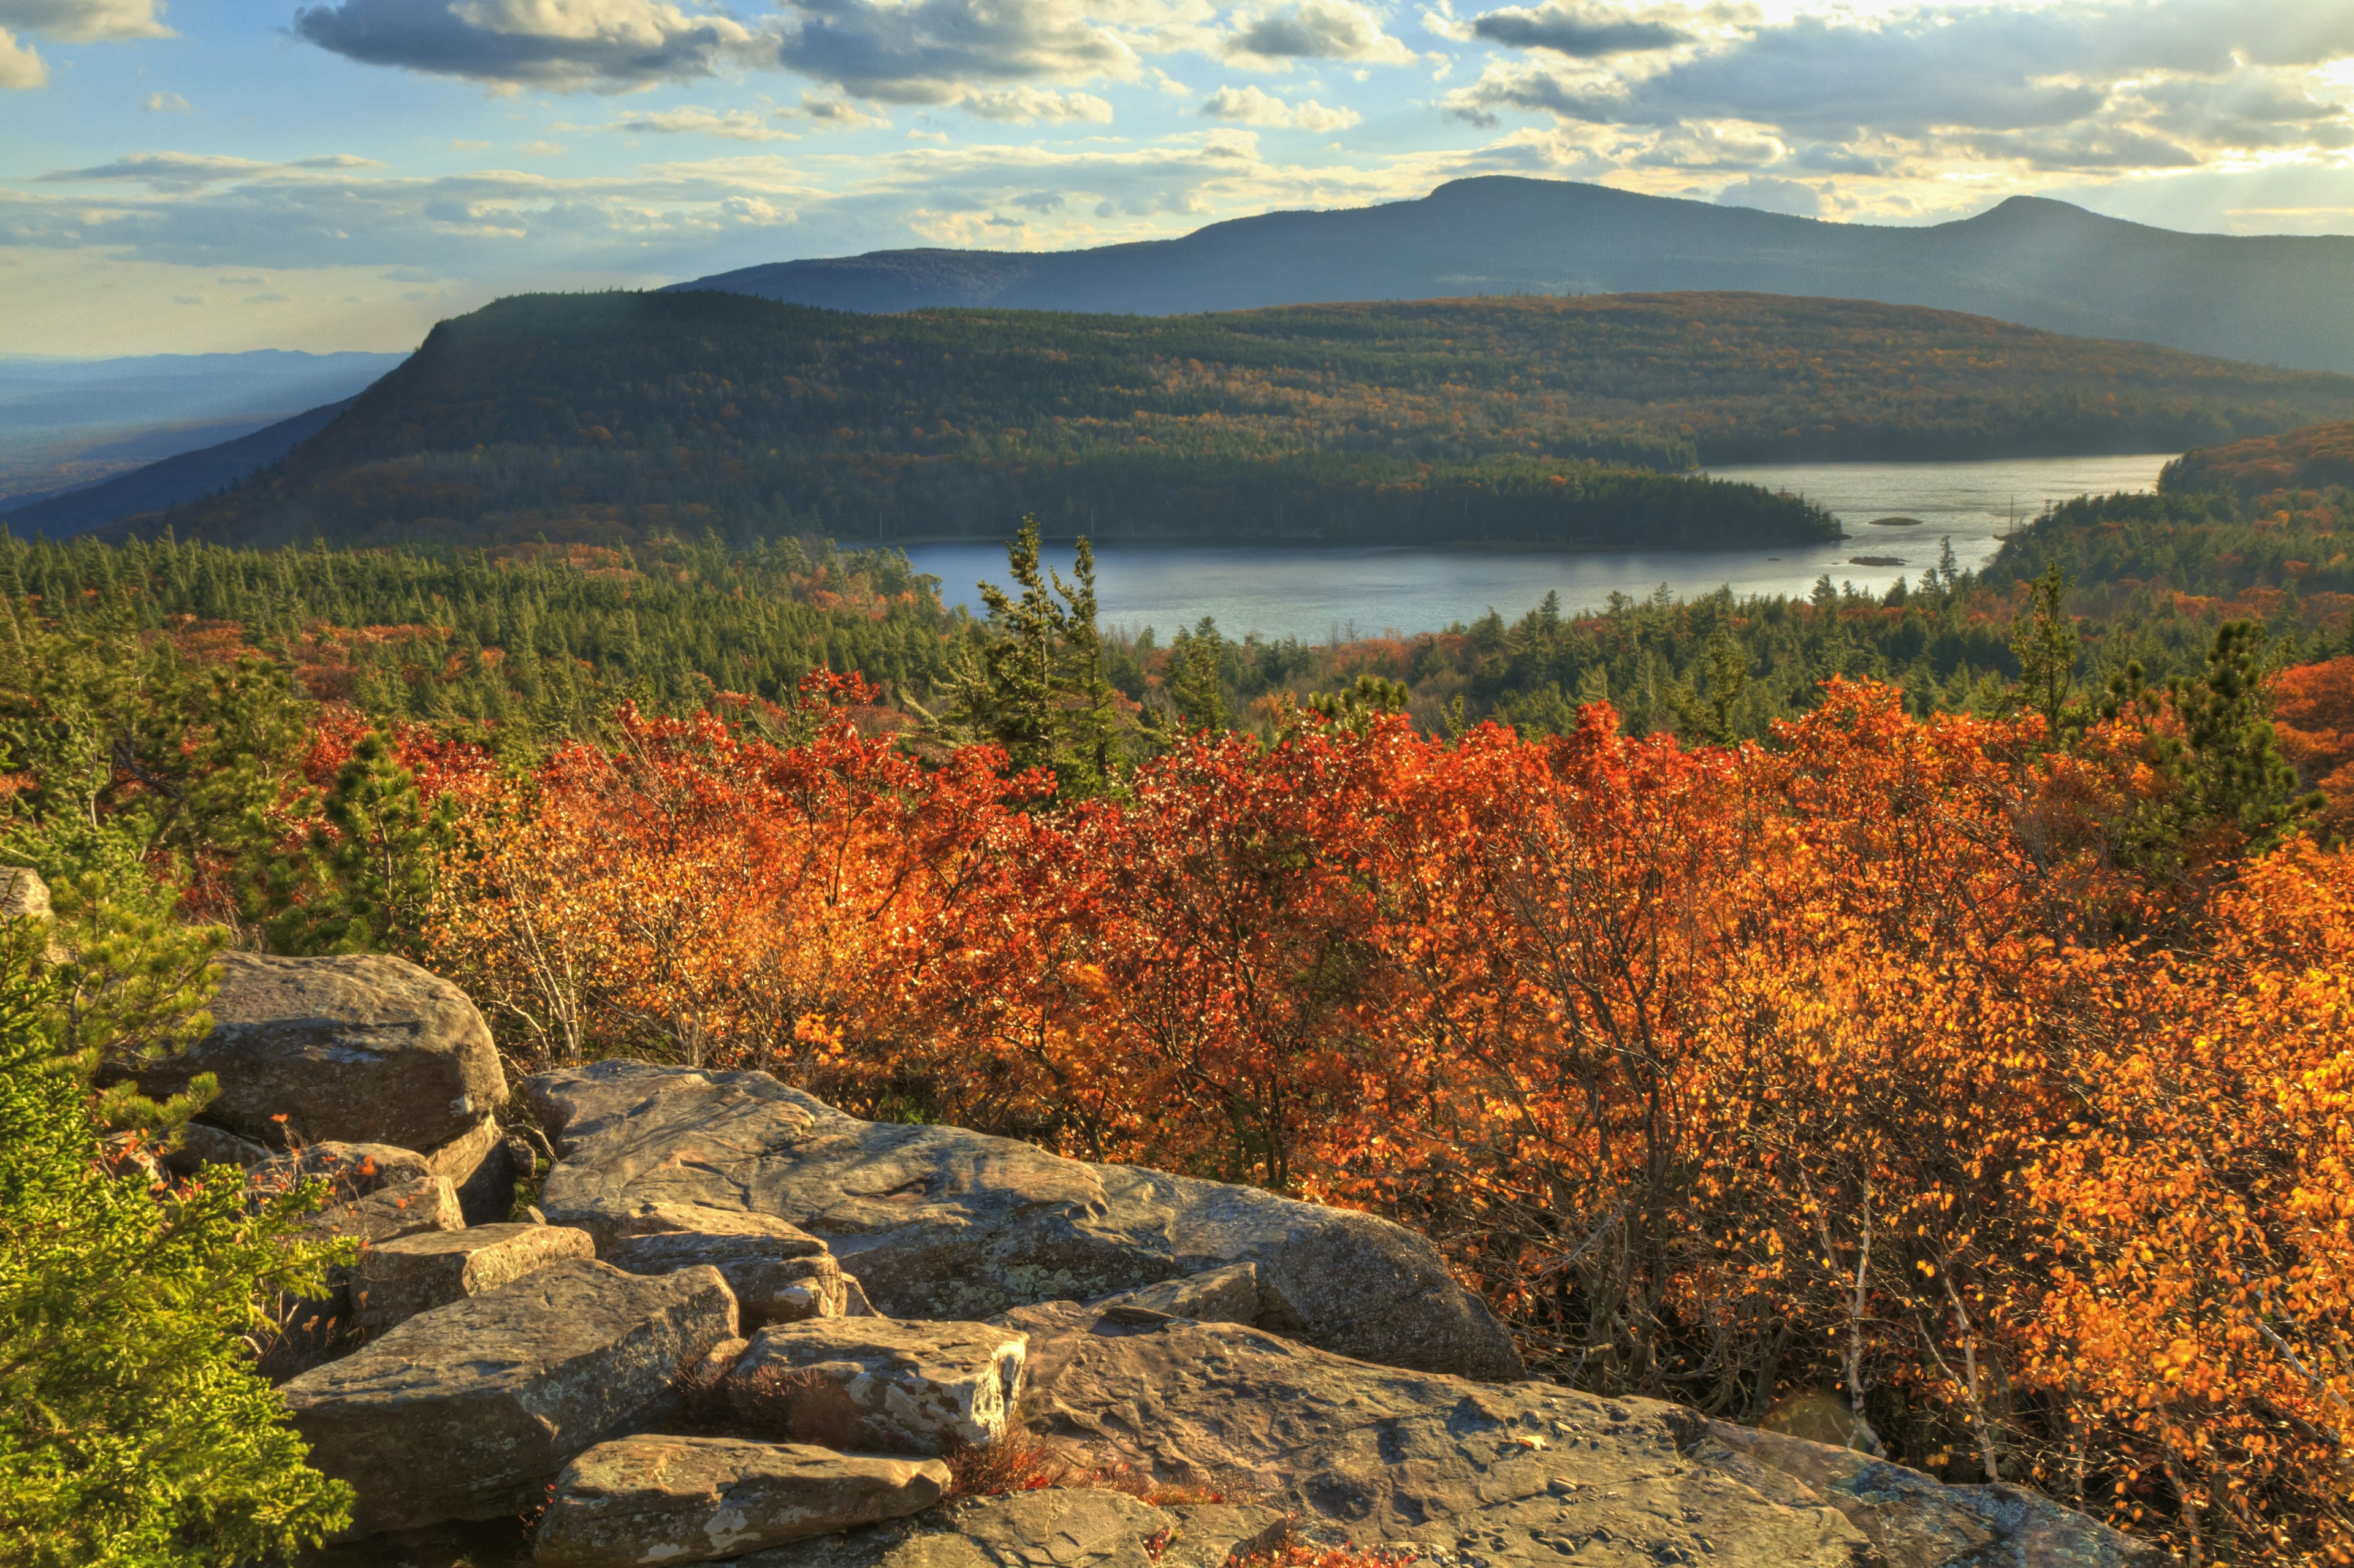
[1167,617,1230,734]
[0,877,352,1565]
[255,734,455,956]
[2009,563,2077,731]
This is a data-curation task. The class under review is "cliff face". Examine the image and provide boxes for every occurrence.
[137,950,2151,1567]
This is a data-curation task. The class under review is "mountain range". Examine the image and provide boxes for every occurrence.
[125,289,2354,552]
[678,178,2354,376]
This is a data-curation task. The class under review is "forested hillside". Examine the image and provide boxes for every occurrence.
[140,289,2354,552]
[2165,419,2354,498]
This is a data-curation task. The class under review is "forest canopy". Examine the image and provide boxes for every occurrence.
[134,290,2354,552]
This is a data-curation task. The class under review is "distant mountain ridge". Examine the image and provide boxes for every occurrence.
[136,289,2354,552]
[2,400,355,538]
[676,178,2354,375]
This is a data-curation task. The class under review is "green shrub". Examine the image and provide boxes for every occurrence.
[0,895,354,1564]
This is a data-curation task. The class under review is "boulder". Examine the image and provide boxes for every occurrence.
[605,1202,830,1266]
[254,1140,433,1199]
[535,1436,951,1568]
[135,952,507,1151]
[1088,1263,1263,1326]
[974,1301,2157,1568]
[354,1221,596,1334]
[733,1492,1287,1568]
[301,1174,465,1249]
[0,864,52,920]
[1695,1423,2161,1567]
[528,1060,1521,1382]
[601,1203,852,1331]
[280,1258,737,1532]
[166,1121,273,1176]
[423,1114,520,1226]
[726,1319,1027,1455]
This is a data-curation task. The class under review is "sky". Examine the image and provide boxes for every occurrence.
[1,0,2350,356]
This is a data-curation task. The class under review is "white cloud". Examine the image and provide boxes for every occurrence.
[0,0,170,86]
[1200,82,1361,129]
[1442,0,2354,184]
[777,90,891,129]
[959,85,1114,121]
[0,25,42,85]
[1224,0,1416,67]
[142,89,189,110]
[609,105,789,139]
[0,0,169,41]
[1715,173,1820,217]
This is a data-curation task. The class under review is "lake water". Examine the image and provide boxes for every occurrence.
[907,452,2176,643]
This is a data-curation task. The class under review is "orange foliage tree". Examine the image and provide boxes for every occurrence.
[310,668,2353,1562]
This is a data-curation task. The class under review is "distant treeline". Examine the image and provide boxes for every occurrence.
[137,289,2354,550]
[4,531,957,739]
[2163,418,2354,498]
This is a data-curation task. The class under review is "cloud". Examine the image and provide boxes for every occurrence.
[1468,3,1685,58]
[0,26,41,85]
[771,0,1143,104]
[959,85,1113,121]
[0,0,169,42]
[1715,173,1820,217]
[1224,0,1415,67]
[38,153,386,191]
[609,105,788,139]
[516,139,568,154]
[1200,83,1361,129]
[290,0,761,91]
[242,291,291,303]
[1439,0,2354,185]
[142,89,190,110]
[776,90,892,128]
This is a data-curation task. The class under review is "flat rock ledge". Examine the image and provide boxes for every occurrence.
[535,1436,950,1568]
[527,1060,1522,1382]
[354,1222,595,1335]
[283,1259,738,1533]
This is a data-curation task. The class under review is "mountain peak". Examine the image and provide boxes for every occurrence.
[673,177,2354,373]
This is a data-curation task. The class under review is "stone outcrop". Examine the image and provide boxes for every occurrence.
[972,1300,2157,1568]
[726,1319,1028,1455]
[1087,1262,1263,1326]
[535,1436,951,1568]
[354,1221,595,1334]
[281,1258,737,1532]
[257,1140,433,1197]
[527,1060,1522,1382]
[422,1113,523,1225]
[601,1203,858,1332]
[136,952,508,1151]
[302,1174,465,1250]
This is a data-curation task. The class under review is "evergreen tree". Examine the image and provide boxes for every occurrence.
[2010,563,2078,731]
[1167,617,1230,734]
[0,875,352,1565]
[254,734,456,956]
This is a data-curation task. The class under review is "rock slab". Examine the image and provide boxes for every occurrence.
[727,1319,1027,1455]
[535,1436,950,1568]
[281,1258,737,1532]
[139,952,508,1150]
[529,1060,1521,1382]
[355,1221,595,1334]
[977,1301,2154,1568]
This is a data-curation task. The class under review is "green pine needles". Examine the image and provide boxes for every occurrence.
[0,888,352,1564]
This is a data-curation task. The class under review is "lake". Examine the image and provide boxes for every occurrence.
[907,452,2176,643]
